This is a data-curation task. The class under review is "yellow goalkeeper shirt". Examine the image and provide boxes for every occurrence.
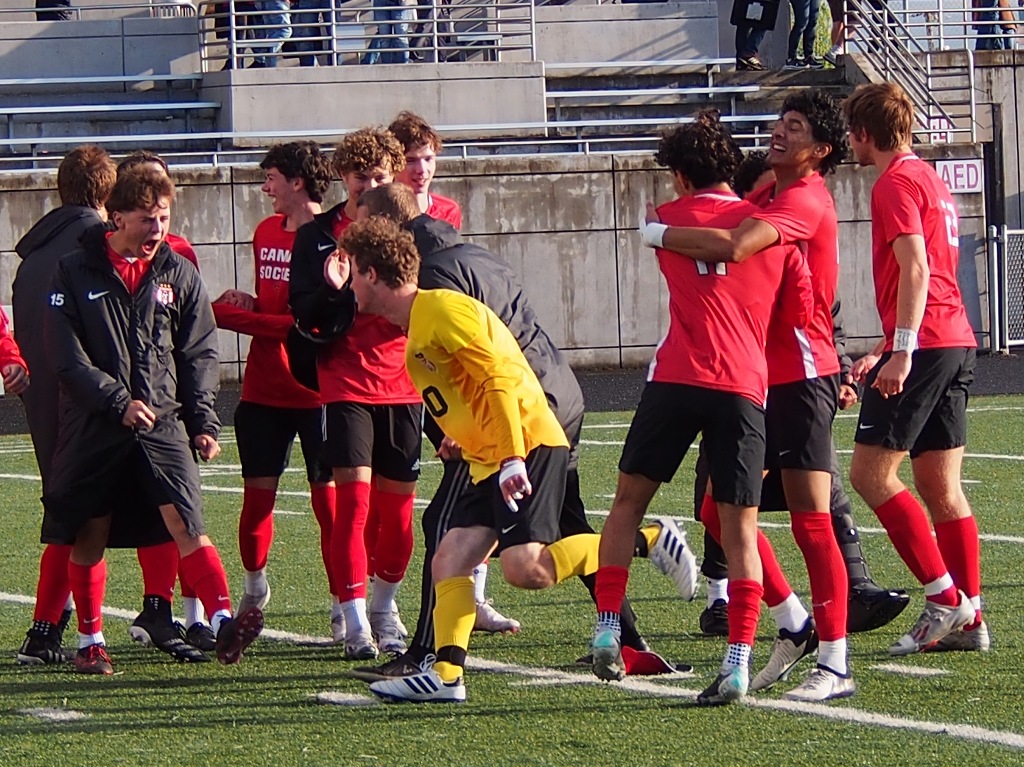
[406,289,569,483]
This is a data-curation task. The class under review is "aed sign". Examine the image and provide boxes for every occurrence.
[935,159,984,194]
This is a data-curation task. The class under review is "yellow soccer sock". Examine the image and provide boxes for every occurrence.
[640,524,661,557]
[432,575,476,683]
[547,534,601,584]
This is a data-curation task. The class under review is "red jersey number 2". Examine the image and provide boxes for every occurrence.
[695,261,727,276]
[940,199,959,248]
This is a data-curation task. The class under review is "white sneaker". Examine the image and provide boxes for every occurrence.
[237,585,270,615]
[369,668,467,703]
[370,610,408,654]
[591,626,625,682]
[330,613,346,645]
[824,44,843,66]
[751,619,819,691]
[924,620,991,653]
[344,629,379,661]
[696,666,749,706]
[783,666,856,702]
[648,518,698,601]
[473,600,521,634]
[888,592,975,656]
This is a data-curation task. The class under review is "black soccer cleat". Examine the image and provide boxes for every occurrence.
[215,607,264,665]
[699,599,730,637]
[130,595,210,663]
[349,651,435,682]
[184,622,217,652]
[17,620,73,666]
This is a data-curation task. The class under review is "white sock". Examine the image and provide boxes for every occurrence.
[706,577,729,606]
[472,563,488,604]
[79,631,105,649]
[331,596,343,621]
[183,596,205,627]
[64,594,74,612]
[244,568,268,596]
[341,598,370,634]
[722,642,751,672]
[923,573,954,598]
[769,593,811,634]
[969,595,982,612]
[210,609,231,637]
[818,639,848,675]
[369,577,401,614]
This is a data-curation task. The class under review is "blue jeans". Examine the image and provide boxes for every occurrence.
[253,0,291,66]
[293,0,335,66]
[974,3,1016,51]
[362,0,415,64]
[788,0,820,60]
[735,24,767,59]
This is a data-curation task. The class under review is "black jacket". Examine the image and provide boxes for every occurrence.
[832,298,853,385]
[14,205,104,487]
[44,224,220,499]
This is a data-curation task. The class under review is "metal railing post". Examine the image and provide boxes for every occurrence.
[988,224,1002,353]
[999,224,1010,352]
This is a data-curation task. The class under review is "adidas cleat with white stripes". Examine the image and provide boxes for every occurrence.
[648,517,699,601]
[369,668,466,703]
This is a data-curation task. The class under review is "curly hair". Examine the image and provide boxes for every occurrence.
[654,110,742,189]
[261,141,333,203]
[116,149,168,177]
[57,145,116,208]
[357,183,422,225]
[732,150,772,198]
[106,167,175,214]
[332,127,407,177]
[843,83,914,152]
[779,89,848,175]
[340,216,420,288]
[388,111,442,153]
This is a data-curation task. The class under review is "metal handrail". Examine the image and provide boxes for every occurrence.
[0,2,197,20]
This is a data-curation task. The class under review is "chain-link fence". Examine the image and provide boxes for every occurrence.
[991,226,1024,352]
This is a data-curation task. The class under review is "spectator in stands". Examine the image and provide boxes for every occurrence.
[252,0,292,68]
[293,0,338,67]
[785,0,825,69]
[410,0,453,62]
[735,20,768,71]
[825,0,844,66]
[36,0,73,21]
[973,0,1018,50]
[362,0,416,65]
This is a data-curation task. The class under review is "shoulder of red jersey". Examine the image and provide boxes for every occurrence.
[165,232,198,267]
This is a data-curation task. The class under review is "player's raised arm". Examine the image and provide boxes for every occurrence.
[642,201,780,264]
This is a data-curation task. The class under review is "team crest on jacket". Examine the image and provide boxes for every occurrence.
[155,283,176,305]
[414,352,436,372]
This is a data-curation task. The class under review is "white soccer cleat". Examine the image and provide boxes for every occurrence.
[782,666,856,702]
[237,585,270,615]
[751,619,818,691]
[590,626,625,682]
[888,592,975,656]
[369,668,467,704]
[344,629,379,661]
[371,610,409,654]
[648,518,699,601]
[924,620,991,653]
[473,600,521,634]
[696,666,749,706]
[330,613,346,645]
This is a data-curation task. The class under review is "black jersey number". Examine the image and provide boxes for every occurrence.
[423,386,449,418]
[695,261,727,276]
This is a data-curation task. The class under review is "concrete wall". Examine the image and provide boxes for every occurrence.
[0,147,989,383]
[534,2,720,63]
[0,17,200,78]
[971,50,1024,230]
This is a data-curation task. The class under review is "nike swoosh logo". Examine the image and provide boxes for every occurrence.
[346,582,364,590]
[858,423,874,430]
[318,242,335,252]
[779,449,792,456]
[88,290,109,300]
[500,524,517,534]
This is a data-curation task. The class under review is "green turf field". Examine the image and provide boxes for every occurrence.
[2,396,1023,766]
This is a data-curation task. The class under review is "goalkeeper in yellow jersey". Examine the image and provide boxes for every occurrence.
[324,217,601,703]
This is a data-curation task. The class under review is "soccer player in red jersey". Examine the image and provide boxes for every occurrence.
[592,112,814,706]
[290,127,421,658]
[117,152,199,268]
[0,306,29,395]
[212,142,339,634]
[388,111,462,229]
[44,168,263,673]
[844,83,984,654]
[640,92,860,701]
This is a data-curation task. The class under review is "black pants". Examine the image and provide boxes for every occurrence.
[36,0,73,21]
[408,460,644,660]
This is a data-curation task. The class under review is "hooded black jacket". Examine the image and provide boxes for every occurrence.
[43,224,220,532]
[14,205,104,487]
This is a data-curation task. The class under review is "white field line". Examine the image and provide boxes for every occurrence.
[870,663,950,677]
[18,707,89,722]
[2,589,1022,749]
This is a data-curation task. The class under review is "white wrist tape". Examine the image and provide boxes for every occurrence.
[893,327,918,354]
[638,209,667,248]
[499,458,527,486]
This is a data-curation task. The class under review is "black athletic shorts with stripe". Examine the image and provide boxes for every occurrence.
[234,401,331,483]
[323,401,423,481]
[764,374,839,473]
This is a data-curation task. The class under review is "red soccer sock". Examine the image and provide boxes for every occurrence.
[727,578,764,646]
[791,512,848,641]
[310,483,337,595]
[934,515,983,624]
[371,488,415,583]
[238,486,277,572]
[757,530,793,607]
[331,481,372,602]
[68,559,107,636]
[875,490,958,606]
[178,546,232,618]
[699,493,722,541]
[179,558,197,599]
[364,501,380,579]
[137,541,179,601]
[33,544,72,624]
[595,565,630,615]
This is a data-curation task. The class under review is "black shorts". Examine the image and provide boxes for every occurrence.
[234,401,331,483]
[324,401,422,481]
[855,347,975,457]
[449,445,569,553]
[765,375,839,473]
[618,381,765,507]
